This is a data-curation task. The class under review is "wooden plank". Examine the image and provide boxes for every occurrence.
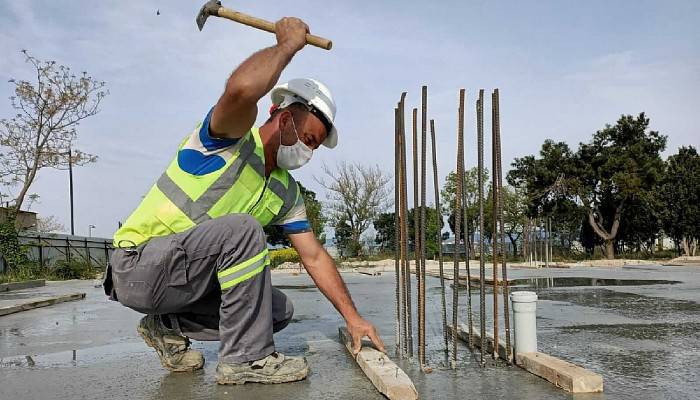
[457,276,513,286]
[0,292,86,316]
[516,352,603,393]
[338,327,418,400]
[450,324,603,393]
[449,323,511,362]
[355,267,381,276]
[0,279,46,292]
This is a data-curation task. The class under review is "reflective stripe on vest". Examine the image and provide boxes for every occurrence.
[113,127,300,247]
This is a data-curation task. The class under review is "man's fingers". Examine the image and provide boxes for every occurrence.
[352,332,362,355]
[368,329,386,354]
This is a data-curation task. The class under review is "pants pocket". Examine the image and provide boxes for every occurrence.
[167,244,189,287]
[119,280,155,313]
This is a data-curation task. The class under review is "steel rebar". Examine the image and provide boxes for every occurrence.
[430,119,449,358]
[477,89,487,366]
[419,86,428,367]
[452,88,466,368]
[412,106,421,361]
[400,93,414,357]
[394,107,403,358]
[494,89,512,363]
[459,113,474,351]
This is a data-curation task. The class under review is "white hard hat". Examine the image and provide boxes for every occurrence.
[271,78,338,149]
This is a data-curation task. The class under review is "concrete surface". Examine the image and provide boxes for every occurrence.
[0,265,698,399]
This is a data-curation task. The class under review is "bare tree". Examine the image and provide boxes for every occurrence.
[0,50,107,212]
[35,215,66,233]
[317,162,391,256]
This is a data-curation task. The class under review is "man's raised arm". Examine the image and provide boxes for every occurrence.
[209,17,309,139]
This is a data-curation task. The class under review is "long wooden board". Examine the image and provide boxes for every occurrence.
[516,352,603,393]
[450,324,603,393]
[338,327,418,400]
[0,292,86,316]
[449,323,511,362]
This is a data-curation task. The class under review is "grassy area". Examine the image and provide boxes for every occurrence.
[0,260,99,284]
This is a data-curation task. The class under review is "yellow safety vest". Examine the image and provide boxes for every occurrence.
[113,127,302,248]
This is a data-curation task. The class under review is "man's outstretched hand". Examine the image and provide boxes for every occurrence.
[347,317,386,355]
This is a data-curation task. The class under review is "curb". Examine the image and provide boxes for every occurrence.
[0,292,86,317]
[0,279,46,292]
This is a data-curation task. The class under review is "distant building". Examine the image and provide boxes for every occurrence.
[0,207,37,231]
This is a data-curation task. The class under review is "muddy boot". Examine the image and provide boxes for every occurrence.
[137,314,204,372]
[215,352,309,385]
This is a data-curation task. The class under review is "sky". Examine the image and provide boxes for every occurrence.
[0,0,698,238]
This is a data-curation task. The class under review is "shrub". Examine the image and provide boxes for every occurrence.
[270,248,300,268]
[51,259,95,280]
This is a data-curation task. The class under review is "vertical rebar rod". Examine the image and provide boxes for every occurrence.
[431,119,449,358]
[477,89,487,366]
[452,88,466,368]
[460,114,475,350]
[400,93,414,357]
[491,90,500,359]
[545,214,550,268]
[394,107,403,358]
[412,106,421,361]
[398,102,408,356]
[549,217,553,263]
[494,88,512,363]
[419,86,428,367]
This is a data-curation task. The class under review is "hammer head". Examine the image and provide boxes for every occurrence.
[196,0,223,31]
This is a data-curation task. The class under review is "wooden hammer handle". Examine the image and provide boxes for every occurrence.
[217,8,332,50]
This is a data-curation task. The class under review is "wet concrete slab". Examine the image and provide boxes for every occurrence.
[0,265,698,399]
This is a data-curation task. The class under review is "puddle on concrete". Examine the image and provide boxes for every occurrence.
[537,288,700,321]
[452,277,681,289]
[511,277,682,288]
[0,342,147,369]
[560,321,700,341]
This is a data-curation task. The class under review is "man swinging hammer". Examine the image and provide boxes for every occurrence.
[104,17,385,385]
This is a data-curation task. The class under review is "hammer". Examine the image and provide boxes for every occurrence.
[196,0,332,50]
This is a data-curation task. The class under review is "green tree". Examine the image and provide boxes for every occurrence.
[264,183,327,247]
[441,167,490,253]
[333,217,359,258]
[508,141,583,256]
[501,186,528,256]
[407,206,444,258]
[509,115,666,259]
[372,212,395,252]
[660,146,700,256]
[373,208,444,257]
[572,113,666,258]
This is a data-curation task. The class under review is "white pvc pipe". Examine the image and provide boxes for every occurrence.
[511,291,538,354]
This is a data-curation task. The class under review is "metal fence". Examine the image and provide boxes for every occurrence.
[0,232,114,273]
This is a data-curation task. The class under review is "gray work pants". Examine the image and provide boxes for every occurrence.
[108,214,293,363]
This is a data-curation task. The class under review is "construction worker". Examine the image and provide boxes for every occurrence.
[104,17,385,385]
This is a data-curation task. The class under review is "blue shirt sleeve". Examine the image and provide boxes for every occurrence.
[199,107,238,151]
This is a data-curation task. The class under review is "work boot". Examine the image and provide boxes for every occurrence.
[137,314,204,372]
[216,352,309,385]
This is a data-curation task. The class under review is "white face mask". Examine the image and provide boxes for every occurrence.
[276,117,312,170]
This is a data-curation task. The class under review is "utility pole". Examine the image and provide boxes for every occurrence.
[68,148,75,236]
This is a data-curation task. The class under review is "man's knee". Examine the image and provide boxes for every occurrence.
[218,214,265,245]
